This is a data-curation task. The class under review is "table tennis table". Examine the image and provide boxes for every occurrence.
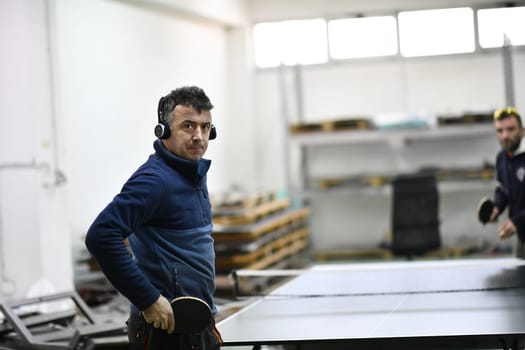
[217,258,525,349]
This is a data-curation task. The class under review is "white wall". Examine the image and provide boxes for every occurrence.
[0,0,252,300]
[247,0,525,253]
[247,0,521,21]
[252,49,525,188]
[249,0,525,190]
[54,0,258,273]
[0,0,73,300]
[1,0,524,301]
[122,0,247,26]
[53,0,230,238]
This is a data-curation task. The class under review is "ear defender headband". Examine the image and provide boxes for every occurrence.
[154,96,217,140]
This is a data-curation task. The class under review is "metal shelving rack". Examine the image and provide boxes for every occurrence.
[288,123,495,197]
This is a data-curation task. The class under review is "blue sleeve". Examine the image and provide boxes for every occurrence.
[494,185,508,212]
[85,171,165,311]
[493,154,509,213]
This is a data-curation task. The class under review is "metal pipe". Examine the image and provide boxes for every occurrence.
[502,34,515,107]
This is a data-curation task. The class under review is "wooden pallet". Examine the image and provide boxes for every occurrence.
[213,207,311,243]
[213,199,291,226]
[245,230,309,270]
[314,166,494,190]
[312,245,483,262]
[313,248,393,262]
[212,191,278,211]
[437,112,492,125]
[434,167,495,181]
[317,175,391,189]
[215,220,305,254]
[289,117,373,134]
[215,228,309,270]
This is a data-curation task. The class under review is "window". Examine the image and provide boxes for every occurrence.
[478,6,525,48]
[328,16,398,59]
[398,7,475,57]
[253,19,328,68]
[252,5,524,68]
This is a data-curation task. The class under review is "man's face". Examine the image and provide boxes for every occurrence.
[495,116,524,154]
[162,104,212,161]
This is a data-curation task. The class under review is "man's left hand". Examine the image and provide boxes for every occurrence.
[498,219,517,239]
[142,295,175,334]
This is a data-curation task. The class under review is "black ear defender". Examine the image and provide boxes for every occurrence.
[154,95,217,140]
[209,125,217,140]
[154,97,171,139]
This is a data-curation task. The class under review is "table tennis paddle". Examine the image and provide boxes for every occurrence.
[477,197,494,225]
[171,296,211,334]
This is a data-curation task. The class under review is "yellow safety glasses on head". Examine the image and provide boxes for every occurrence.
[494,106,520,120]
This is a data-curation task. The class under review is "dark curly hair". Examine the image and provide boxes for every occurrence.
[158,86,214,125]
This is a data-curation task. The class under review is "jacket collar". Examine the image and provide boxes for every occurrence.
[508,138,525,158]
[153,139,211,179]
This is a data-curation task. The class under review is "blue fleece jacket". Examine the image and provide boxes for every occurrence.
[85,140,216,314]
[494,140,525,242]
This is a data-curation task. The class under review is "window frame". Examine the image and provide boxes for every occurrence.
[251,2,525,70]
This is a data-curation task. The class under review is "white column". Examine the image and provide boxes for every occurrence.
[0,0,72,300]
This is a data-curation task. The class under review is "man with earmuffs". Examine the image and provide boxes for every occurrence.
[86,86,222,349]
